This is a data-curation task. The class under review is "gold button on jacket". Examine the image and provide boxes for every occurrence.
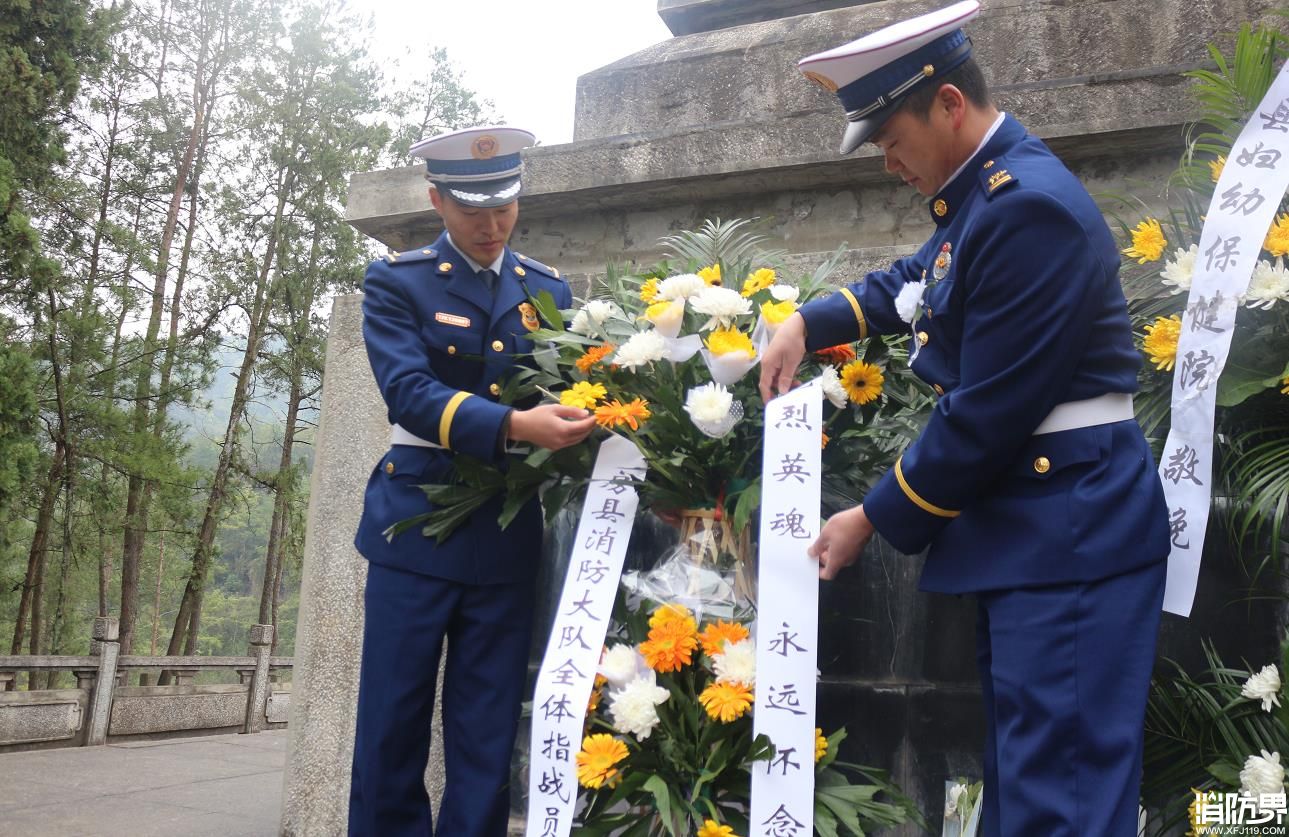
[489,383,501,396]
[385,461,395,475]
[917,331,930,346]
[1033,456,1051,474]
[491,340,504,352]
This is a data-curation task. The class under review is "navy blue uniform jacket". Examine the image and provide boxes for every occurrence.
[353,232,571,585]
[799,115,1170,593]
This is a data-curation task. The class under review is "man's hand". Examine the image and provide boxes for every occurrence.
[508,404,597,451]
[808,505,875,580]
[759,312,808,402]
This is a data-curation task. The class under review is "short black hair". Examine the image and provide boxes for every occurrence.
[898,56,991,118]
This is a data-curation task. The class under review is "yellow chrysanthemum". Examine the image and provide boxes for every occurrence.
[1143,315,1182,372]
[705,327,756,358]
[760,299,798,325]
[815,728,828,763]
[575,343,616,375]
[593,398,651,431]
[1281,374,1289,396]
[640,277,661,303]
[1123,218,1167,263]
[650,603,693,629]
[698,620,750,657]
[640,616,699,673]
[741,268,776,297]
[1209,155,1225,183]
[575,734,628,789]
[698,264,722,286]
[1265,213,1289,258]
[840,360,884,405]
[560,381,607,409]
[697,820,739,837]
[699,681,754,723]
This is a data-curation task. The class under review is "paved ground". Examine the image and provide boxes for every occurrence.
[0,730,287,836]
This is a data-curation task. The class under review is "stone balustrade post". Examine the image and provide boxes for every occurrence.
[243,624,274,734]
[84,616,120,746]
[171,669,199,686]
[73,669,96,690]
[0,670,13,691]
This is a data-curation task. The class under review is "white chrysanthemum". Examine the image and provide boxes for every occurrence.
[684,382,734,424]
[600,644,651,689]
[608,676,670,740]
[1240,750,1285,797]
[690,286,752,329]
[1242,664,1283,713]
[713,638,756,686]
[770,284,800,303]
[570,299,625,335]
[1244,259,1289,310]
[613,330,669,369]
[819,365,848,409]
[945,783,968,819]
[1159,244,1198,295]
[657,273,708,301]
[894,280,926,323]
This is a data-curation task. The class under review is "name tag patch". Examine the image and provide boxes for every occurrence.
[435,312,472,328]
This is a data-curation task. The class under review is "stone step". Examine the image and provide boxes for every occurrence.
[574,0,1282,142]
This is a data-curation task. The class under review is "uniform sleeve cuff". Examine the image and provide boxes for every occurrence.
[863,457,959,555]
[443,394,512,463]
[801,287,868,352]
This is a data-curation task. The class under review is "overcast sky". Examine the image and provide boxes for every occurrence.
[361,0,674,145]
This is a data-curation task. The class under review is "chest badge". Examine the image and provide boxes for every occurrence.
[932,242,952,282]
[435,312,472,328]
[518,301,541,332]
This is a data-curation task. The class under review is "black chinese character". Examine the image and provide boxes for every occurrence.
[1204,236,1241,273]
[541,693,575,722]
[762,803,806,837]
[1186,292,1227,334]
[766,683,808,716]
[1179,349,1217,391]
[583,527,617,556]
[1164,445,1204,487]
[768,746,802,775]
[576,558,610,585]
[541,806,560,837]
[1236,141,1283,169]
[1219,182,1266,216]
[550,658,586,687]
[539,768,570,803]
[1259,97,1289,133]
[592,497,626,522]
[564,589,601,622]
[1169,507,1190,550]
[775,403,810,430]
[604,468,641,495]
[770,508,812,540]
[542,732,572,762]
[769,622,808,656]
[557,625,592,652]
[773,453,810,484]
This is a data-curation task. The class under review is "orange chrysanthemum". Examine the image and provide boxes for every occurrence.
[576,343,616,375]
[815,344,857,365]
[594,398,651,431]
[699,620,751,657]
[821,432,830,450]
[575,734,628,789]
[640,616,699,673]
[587,674,607,714]
[699,681,754,723]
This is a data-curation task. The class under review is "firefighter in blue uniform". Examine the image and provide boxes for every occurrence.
[761,3,1171,834]
[349,126,596,837]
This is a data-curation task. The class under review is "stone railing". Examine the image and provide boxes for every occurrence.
[0,617,292,752]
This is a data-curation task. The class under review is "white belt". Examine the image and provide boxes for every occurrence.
[1033,392,1134,435]
[390,423,445,449]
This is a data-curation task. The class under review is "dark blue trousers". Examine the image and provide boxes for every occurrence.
[976,559,1165,836]
[348,562,536,837]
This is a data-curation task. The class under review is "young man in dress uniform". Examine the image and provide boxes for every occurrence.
[349,126,596,836]
[760,3,1171,834]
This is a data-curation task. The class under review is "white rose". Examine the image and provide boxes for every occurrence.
[713,638,756,686]
[1160,244,1198,295]
[1242,664,1283,713]
[657,273,707,301]
[608,676,670,740]
[684,382,734,425]
[770,285,800,303]
[570,299,625,335]
[613,330,669,369]
[1244,259,1289,310]
[599,644,651,689]
[894,280,926,324]
[819,365,848,409]
[690,286,752,330]
[1241,750,1286,797]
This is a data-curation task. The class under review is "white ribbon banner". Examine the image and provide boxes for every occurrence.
[525,434,647,837]
[751,380,823,837]
[1162,57,1289,616]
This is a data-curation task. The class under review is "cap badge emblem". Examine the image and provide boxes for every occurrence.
[471,135,499,159]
